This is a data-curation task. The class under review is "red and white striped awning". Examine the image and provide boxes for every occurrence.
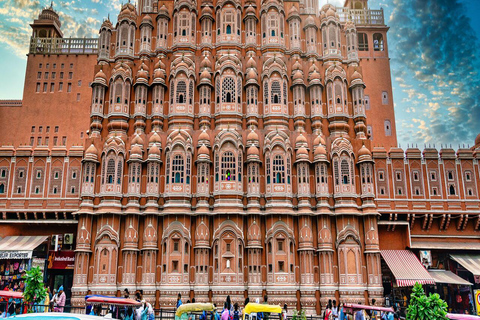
[0,236,48,259]
[381,250,435,287]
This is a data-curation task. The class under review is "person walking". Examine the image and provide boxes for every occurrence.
[323,300,332,320]
[221,302,231,320]
[332,300,338,320]
[176,293,183,309]
[282,304,288,320]
[354,302,365,320]
[232,303,241,320]
[54,286,65,312]
[338,303,345,320]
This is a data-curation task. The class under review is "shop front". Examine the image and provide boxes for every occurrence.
[47,249,75,307]
[0,236,48,291]
[428,269,473,314]
[380,249,436,315]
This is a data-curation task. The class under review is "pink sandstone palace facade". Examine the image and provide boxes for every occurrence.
[1,0,480,315]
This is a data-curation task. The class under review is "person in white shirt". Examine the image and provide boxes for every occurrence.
[331,300,338,320]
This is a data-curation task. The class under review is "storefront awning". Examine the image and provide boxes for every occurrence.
[450,254,480,276]
[381,250,435,287]
[428,270,472,286]
[0,236,48,260]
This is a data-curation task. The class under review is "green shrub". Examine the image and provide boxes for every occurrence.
[23,266,47,309]
[406,282,448,320]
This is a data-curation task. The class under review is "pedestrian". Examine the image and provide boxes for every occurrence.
[323,300,332,320]
[54,286,65,312]
[282,304,288,320]
[213,303,221,320]
[51,289,57,311]
[145,300,154,320]
[354,302,365,320]
[233,303,241,320]
[244,297,250,307]
[332,300,338,320]
[221,302,230,320]
[226,295,232,312]
[124,307,135,320]
[176,293,183,309]
[263,295,270,320]
[124,288,130,299]
[338,303,345,320]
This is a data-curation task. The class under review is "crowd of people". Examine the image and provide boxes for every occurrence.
[320,299,402,320]
[87,289,154,320]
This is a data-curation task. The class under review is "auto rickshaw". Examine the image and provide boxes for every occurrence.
[175,303,215,320]
[86,296,142,319]
[243,303,282,320]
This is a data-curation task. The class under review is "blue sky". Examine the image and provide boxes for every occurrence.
[0,0,479,147]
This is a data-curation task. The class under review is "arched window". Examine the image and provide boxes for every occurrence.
[273,155,285,183]
[226,25,232,34]
[373,33,384,51]
[221,151,236,181]
[271,81,281,104]
[0,184,4,194]
[107,159,115,184]
[341,159,350,184]
[176,80,186,104]
[172,155,184,183]
[449,185,455,195]
[222,77,236,103]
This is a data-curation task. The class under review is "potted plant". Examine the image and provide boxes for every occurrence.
[406,282,448,320]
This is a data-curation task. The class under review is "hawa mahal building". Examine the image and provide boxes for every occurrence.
[1,0,480,315]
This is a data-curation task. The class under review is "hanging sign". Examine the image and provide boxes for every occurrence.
[47,251,75,269]
[0,251,32,260]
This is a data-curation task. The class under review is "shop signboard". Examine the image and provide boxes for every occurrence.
[0,251,32,260]
[31,257,45,273]
[475,290,480,316]
[47,250,75,269]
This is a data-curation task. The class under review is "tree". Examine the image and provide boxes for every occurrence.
[23,266,47,310]
[406,282,448,320]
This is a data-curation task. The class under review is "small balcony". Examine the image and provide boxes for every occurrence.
[335,8,385,26]
[29,37,98,54]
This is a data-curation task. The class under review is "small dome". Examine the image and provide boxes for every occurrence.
[86,143,98,156]
[141,14,153,25]
[246,68,258,81]
[358,145,372,157]
[154,68,165,80]
[351,70,363,81]
[149,131,161,144]
[158,4,169,15]
[131,145,142,156]
[132,134,144,145]
[200,69,211,81]
[308,63,318,74]
[292,60,302,71]
[149,144,160,155]
[94,69,107,81]
[246,56,257,69]
[293,70,303,81]
[305,15,315,26]
[297,147,308,156]
[200,56,212,69]
[326,7,336,17]
[198,144,209,155]
[137,67,148,80]
[296,133,307,144]
[309,70,321,82]
[101,19,113,30]
[313,135,326,146]
[245,5,256,15]
[314,144,327,156]
[198,129,210,141]
[247,129,259,141]
[201,6,213,16]
[247,145,260,156]
[288,5,299,17]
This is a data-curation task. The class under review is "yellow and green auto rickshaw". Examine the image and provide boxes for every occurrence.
[175,303,216,320]
[243,303,282,320]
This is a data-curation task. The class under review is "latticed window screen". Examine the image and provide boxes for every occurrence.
[271,81,281,104]
[189,81,194,104]
[186,154,191,184]
[107,159,115,184]
[116,160,122,184]
[166,154,170,183]
[341,159,350,184]
[137,164,141,183]
[264,82,269,104]
[273,155,285,183]
[334,159,339,185]
[172,154,184,183]
[287,156,291,184]
[268,14,278,37]
[237,77,242,103]
[266,156,271,184]
[221,151,236,181]
[179,12,189,36]
[283,81,287,104]
[170,82,174,104]
[176,80,186,104]
[222,77,236,103]
[238,152,242,181]
[321,164,326,183]
[216,78,221,103]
